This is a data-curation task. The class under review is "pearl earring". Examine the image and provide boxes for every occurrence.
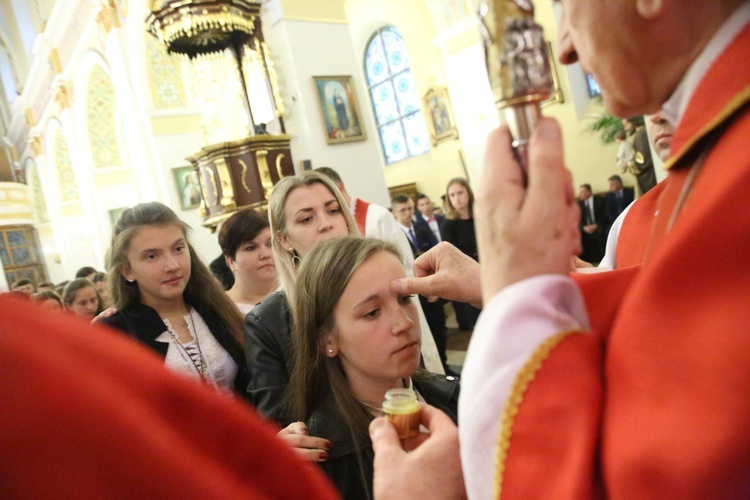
[328,348,333,354]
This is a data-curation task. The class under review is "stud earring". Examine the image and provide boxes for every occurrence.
[328,348,334,354]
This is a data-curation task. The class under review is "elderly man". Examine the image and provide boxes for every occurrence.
[370,0,750,498]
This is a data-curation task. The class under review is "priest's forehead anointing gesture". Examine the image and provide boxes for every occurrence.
[374,0,750,498]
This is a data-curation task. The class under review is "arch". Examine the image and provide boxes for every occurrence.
[364,26,429,164]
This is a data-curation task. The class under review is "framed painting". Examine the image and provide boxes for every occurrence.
[313,75,366,144]
[172,166,201,210]
[542,41,565,107]
[108,207,128,228]
[423,86,459,146]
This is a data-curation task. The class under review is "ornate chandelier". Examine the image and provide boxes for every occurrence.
[146,0,294,231]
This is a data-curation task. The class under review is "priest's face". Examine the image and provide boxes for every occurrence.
[555,0,663,117]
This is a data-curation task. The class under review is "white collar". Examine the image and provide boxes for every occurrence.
[397,222,413,232]
[662,2,750,127]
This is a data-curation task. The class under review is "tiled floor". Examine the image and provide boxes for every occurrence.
[435,304,474,375]
[445,328,471,375]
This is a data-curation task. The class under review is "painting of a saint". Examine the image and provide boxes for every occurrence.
[313,76,366,144]
[173,166,202,210]
[423,86,459,146]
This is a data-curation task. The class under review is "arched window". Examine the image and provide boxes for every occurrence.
[365,27,429,164]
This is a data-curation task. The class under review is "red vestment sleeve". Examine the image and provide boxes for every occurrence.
[497,333,605,499]
[0,296,338,499]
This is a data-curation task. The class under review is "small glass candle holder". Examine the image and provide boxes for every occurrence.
[382,388,421,439]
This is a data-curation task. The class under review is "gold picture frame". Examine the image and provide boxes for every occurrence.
[542,41,564,108]
[423,86,459,147]
[313,75,367,145]
[108,207,128,228]
[172,165,201,210]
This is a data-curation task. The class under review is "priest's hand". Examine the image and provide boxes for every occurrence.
[370,404,466,499]
[475,119,581,302]
[390,242,482,308]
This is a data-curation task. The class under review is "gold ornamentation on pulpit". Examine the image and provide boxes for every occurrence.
[275,153,287,181]
[147,1,292,229]
[255,149,274,200]
[214,158,237,211]
[239,159,252,194]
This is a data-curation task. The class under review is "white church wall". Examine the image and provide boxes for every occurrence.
[263,3,393,208]
[345,0,468,204]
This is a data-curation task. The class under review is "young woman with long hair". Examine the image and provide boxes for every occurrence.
[218,207,278,315]
[63,278,101,320]
[99,202,248,397]
[441,177,482,330]
[288,236,459,499]
[244,171,358,424]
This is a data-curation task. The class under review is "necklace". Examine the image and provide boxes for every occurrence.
[164,309,208,380]
[358,399,383,416]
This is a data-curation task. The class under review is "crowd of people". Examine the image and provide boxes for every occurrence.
[3,0,749,496]
[9,268,108,319]
[5,170,474,498]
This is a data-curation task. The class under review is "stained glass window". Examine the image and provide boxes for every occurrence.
[365,27,429,164]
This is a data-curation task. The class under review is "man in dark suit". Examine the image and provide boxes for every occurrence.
[416,193,445,243]
[577,184,606,263]
[604,175,635,234]
[391,194,451,374]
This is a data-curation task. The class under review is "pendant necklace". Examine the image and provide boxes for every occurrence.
[165,309,208,380]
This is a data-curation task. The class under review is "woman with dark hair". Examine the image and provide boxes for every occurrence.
[287,236,459,499]
[441,177,482,330]
[33,290,64,310]
[99,202,248,397]
[218,208,277,315]
[75,266,98,281]
[63,278,101,320]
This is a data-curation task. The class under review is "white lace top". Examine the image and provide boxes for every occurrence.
[156,309,238,391]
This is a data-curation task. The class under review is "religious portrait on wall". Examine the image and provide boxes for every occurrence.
[172,166,202,210]
[423,86,459,146]
[313,75,366,144]
[108,207,128,228]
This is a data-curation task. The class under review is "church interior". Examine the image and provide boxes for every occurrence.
[0,0,666,290]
